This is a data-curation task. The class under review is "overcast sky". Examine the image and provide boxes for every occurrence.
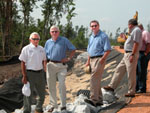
[32,0,150,35]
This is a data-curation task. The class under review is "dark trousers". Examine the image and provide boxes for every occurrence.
[136,52,149,92]
[23,70,45,113]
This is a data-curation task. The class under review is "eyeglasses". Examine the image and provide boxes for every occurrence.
[91,25,97,28]
[31,38,40,41]
[51,31,58,33]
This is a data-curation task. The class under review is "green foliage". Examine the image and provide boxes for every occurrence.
[71,25,88,49]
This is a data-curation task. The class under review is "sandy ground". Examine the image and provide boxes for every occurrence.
[114,46,150,113]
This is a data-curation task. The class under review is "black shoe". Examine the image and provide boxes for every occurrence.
[95,102,103,107]
[136,90,146,93]
[61,107,66,111]
[84,99,96,106]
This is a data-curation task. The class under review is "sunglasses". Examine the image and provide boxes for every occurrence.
[51,31,58,33]
[31,38,40,40]
[91,25,97,28]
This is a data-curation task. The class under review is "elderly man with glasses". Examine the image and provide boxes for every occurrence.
[84,20,111,107]
[44,25,76,112]
[19,32,47,113]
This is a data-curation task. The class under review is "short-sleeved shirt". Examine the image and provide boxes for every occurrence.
[140,30,150,51]
[87,30,111,57]
[44,36,76,61]
[124,26,142,51]
[19,43,46,70]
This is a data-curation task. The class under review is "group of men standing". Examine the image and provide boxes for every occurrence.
[19,26,76,113]
[19,18,150,113]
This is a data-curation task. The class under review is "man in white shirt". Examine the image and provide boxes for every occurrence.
[19,32,47,113]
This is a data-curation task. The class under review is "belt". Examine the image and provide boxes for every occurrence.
[125,51,132,53]
[90,55,103,59]
[140,51,145,53]
[47,60,61,63]
[47,59,66,65]
[27,69,43,73]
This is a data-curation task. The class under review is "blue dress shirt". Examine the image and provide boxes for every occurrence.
[87,30,111,57]
[44,36,76,61]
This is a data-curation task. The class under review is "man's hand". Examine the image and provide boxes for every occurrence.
[61,58,70,63]
[22,76,27,84]
[100,57,105,64]
[129,55,134,63]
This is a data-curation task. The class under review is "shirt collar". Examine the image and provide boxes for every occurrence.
[130,26,137,33]
[30,43,38,48]
[50,36,61,42]
[92,30,101,37]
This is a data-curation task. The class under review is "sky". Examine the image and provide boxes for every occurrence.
[32,0,150,36]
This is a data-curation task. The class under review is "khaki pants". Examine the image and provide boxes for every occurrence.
[90,57,106,104]
[109,52,139,94]
[46,62,67,108]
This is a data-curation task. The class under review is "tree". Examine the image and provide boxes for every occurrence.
[115,27,121,39]
[19,0,37,49]
[41,0,75,40]
[0,0,13,59]
[72,25,88,49]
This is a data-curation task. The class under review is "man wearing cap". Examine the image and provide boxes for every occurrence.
[104,19,142,97]
[84,20,111,107]
[19,32,47,113]
[44,25,76,112]
[136,24,150,93]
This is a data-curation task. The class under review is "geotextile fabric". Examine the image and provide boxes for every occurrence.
[0,76,23,112]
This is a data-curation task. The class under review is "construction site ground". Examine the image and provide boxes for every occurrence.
[114,46,150,113]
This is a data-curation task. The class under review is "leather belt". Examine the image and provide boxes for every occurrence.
[27,69,42,73]
[47,59,66,65]
[47,60,61,63]
[140,51,145,53]
[125,51,132,53]
[90,55,103,59]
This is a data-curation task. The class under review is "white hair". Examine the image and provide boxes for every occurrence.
[29,32,40,39]
[50,25,60,32]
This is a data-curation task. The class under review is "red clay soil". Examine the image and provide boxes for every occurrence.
[113,46,150,113]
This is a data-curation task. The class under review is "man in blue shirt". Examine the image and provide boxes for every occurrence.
[84,20,111,107]
[44,25,76,112]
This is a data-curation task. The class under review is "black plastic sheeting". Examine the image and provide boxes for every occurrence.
[0,76,23,113]
[0,55,20,66]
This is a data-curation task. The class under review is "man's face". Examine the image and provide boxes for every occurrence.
[128,24,133,30]
[50,28,60,39]
[30,34,40,47]
[90,22,99,34]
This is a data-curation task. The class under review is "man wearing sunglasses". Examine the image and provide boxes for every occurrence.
[44,25,76,112]
[104,19,142,97]
[19,32,47,113]
[84,20,111,107]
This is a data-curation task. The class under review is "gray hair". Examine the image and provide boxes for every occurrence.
[29,32,40,39]
[50,25,60,32]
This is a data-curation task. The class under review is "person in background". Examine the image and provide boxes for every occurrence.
[84,20,111,107]
[19,32,47,113]
[104,19,142,97]
[44,25,76,112]
[136,24,150,93]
